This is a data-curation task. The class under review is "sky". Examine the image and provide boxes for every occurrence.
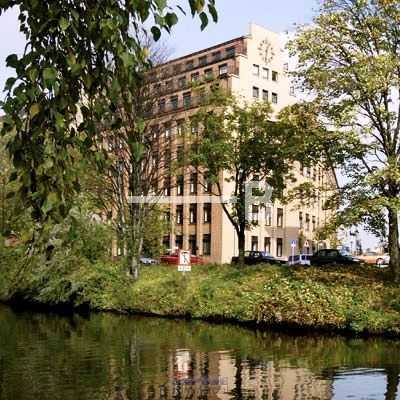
[0,1,380,250]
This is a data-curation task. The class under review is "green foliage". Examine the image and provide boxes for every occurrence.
[286,0,400,279]
[0,0,217,225]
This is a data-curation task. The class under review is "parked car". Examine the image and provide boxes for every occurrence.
[231,251,285,265]
[357,251,389,266]
[287,254,311,266]
[310,249,362,266]
[140,257,158,265]
[160,251,203,265]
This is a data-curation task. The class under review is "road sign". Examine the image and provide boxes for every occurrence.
[290,240,297,248]
[178,250,191,273]
[178,265,192,272]
[304,240,310,248]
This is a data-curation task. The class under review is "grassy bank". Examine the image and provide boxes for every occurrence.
[1,244,400,337]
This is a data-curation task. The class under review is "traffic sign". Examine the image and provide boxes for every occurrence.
[290,240,297,248]
[178,250,191,273]
[304,240,310,248]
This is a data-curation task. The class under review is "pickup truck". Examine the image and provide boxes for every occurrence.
[231,251,285,265]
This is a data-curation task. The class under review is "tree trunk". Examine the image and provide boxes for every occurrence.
[238,227,246,266]
[388,207,399,283]
[385,366,400,400]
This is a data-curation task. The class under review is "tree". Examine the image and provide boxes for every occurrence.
[287,0,400,281]
[191,90,304,265]
[0,0,217,245]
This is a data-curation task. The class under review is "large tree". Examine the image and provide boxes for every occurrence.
[0,0,217,242]
[191,90,304,265]
[288,0,400,280]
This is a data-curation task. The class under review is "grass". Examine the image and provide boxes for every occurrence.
[1,243,400,337]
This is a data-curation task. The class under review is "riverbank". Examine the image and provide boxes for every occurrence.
[1,246,400,337]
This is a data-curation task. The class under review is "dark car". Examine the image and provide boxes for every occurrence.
[231,251,285,265]
[310,249,362,266]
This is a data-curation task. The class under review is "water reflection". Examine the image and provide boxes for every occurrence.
[0,305,399,400]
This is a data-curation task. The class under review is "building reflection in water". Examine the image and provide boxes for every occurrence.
[140,349,333,400]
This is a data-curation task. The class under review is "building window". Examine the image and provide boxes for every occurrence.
[290,86,295,96]
[164,211,171,222]
[177,120,185,135]
[212,51,221,61]
[299,211,303,229]
[183,92,191,108]
[191,72,200,82]
[262,90,268,101]
[177,145,184,164]
[205,68,213,80]
[272,71,278,81]
[176,205,183,224]
[219,64,228,76]
[226,46,236,57]
[203,234,211,256]
[251,204,259,224]
[164,177,171,196]
[199,55,207,66]
[252,64,260,77]
[175,235,183,249]
[264,237,271,253]
[189,204,197,224]
[190,173,198,194]
[170,96,178,110]
[173,64,181,74]
[177,175,184,196]
[262,67,269,79]
[178,76,186,88]
[165,80,173,90]
[306,213,310,231]
[265,207,272,226]
[164,124,171,138]
[163,235,170,249]
[277,238,283,257]
[277,208,283,227]
[186,60,194,70]
[158,99,166,112]
[191,121,198,135]
[204,203,212,223]
[189,234,197,255]
[312,215,316,231]
[251,236,258,251]
[252,86,259,99]
[204,174,212,193]
[271,92,278,104]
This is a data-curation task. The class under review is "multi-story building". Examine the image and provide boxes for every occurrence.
[148,23,337,264]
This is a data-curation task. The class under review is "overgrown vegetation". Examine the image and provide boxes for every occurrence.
[1,248,400,336]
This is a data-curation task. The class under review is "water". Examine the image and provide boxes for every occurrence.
[0,304,399,400]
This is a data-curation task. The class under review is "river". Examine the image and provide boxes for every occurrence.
[0,304,399,399]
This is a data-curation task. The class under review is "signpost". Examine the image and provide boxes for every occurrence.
[304,240,310,255]
[290,240,297,265]
[178,250,191,274]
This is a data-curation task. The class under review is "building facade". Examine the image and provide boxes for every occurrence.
[148,24,337,264]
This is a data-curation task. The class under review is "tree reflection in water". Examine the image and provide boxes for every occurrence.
[0,305,399,400]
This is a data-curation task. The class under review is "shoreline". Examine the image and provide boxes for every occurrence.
[0,266,400,340]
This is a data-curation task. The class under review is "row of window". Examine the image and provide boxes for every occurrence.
[299,212,318,231]
[155,63,229,94]
[164,174,212,196]
[251,236,284,258]
[252,86,278,104]
[300,164,324,183]
[161,46,237,78]
[164,234,212,256]
[252,64,279,82]
[251,206,284,227]
[174,203,212,225]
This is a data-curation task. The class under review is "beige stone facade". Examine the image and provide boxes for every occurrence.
[149,23,337,264]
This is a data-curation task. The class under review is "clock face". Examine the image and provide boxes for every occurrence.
[258,38,274,64]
